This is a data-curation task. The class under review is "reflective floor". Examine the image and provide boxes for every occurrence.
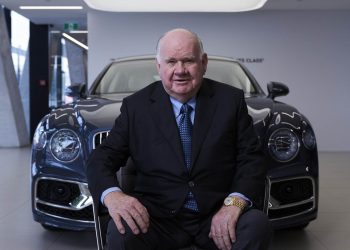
[0,147,349,250]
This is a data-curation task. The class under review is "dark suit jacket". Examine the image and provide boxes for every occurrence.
[87,78,266,218]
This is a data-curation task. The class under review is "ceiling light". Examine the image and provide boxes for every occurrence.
[69,30,88,34]
[84,0,268,12]
[19,6,83,10]
[62,33,88,50]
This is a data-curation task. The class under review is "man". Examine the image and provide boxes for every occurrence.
[87,28,271,250]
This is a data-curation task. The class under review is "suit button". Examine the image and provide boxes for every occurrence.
[170,210,176,215]
[188,181,195,188]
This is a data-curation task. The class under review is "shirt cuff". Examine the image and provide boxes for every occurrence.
[229,192,252,207]
[101,187,122,205]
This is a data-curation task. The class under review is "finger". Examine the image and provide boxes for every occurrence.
[134,204,150,227]
[222,233,232,250]
[209,222,216,238]
[131,209,148,233]
[212,229,226,250]
[132,202,150,233]
[218,224,231,250]
[113,213,125,234]
[213,235,225,250]
[121,212,140,235]
[228,219,237,243]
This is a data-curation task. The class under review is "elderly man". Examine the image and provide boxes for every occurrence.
[87,28,271,250]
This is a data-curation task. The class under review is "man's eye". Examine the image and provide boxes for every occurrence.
[167,60,176,65]
[184,59,195,65]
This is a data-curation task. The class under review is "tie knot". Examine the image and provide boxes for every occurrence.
[180,103,192,115]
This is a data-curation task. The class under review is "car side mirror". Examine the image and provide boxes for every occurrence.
[267,81,289,100]
[65,84,87,99]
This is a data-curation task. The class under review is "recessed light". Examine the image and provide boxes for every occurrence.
[69,30,88,34]
[19,6,83,10]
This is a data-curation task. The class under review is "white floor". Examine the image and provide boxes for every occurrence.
[0,147,349,250]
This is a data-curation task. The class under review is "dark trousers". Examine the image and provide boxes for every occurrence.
[105,208,272,250]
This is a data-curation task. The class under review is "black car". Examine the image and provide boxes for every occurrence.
[31,55,318,231]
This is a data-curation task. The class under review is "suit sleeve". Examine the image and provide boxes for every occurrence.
[87,99,130,206]
[230,91,267,207]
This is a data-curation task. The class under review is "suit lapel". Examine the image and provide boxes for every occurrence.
[191,79,217,172]
[148,80,217,172]
[149,83,185,166]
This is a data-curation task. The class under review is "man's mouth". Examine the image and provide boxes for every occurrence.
[173,78,190,84]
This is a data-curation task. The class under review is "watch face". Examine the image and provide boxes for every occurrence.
[224,197,233,206]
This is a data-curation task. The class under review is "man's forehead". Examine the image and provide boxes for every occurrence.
[160,44,200,59]
[163,55,196,61]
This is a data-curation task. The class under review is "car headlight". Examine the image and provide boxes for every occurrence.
[302,127,316,150]
[33,127,47,150]
[268,128,300,162]
[50,129,81,162]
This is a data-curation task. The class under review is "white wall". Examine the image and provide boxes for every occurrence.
[88,10,350,151]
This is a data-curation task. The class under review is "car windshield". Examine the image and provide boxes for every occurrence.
[92,58,258,95]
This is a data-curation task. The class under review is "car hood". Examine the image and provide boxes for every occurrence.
[47,95,123,130]
[246,96,300,124]
[48,94,301,137]
[77,97,123,129]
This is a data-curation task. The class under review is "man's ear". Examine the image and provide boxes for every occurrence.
[155,58,161,72]
[202,53,208,73]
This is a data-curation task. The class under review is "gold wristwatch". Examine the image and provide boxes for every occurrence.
[223,196,246,210]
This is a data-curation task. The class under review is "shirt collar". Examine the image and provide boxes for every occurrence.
[169,96,196,118]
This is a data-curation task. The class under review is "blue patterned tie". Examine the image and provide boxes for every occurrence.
[179,103,199,212]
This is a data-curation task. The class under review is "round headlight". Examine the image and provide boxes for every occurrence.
[50,129,81,162]
[302,127,316,150]
[268,128,300,162]
[33,127,47,150]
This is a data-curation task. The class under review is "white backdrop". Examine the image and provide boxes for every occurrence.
[87,10,350,151]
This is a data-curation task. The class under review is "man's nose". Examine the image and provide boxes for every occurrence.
[174,61,186,74]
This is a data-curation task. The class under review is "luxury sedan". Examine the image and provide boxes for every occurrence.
[31,55,318,231]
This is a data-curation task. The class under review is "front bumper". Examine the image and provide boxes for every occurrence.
[31,160,318,231]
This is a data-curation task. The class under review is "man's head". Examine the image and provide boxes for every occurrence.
[156,28,208,103]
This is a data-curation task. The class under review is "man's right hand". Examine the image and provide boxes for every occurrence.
[104,191,150,235]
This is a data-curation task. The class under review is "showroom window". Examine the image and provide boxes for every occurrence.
[49,32,71,108]
[49,30,87,108]
[11,10,30,132]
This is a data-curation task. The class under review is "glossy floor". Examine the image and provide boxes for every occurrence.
[0,147,349,250]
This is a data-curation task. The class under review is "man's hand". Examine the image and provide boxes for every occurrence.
[104,191,150,235]
[209,204,244,250]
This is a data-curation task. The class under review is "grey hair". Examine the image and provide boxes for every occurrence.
[156,28,204,62]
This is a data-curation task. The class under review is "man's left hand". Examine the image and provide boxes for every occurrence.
[209,204,243,250]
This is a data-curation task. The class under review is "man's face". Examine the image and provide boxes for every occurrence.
[156,31,208,102]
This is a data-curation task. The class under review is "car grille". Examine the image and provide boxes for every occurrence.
[267,177,315,220]
[268,202,314,219]
[34,178,94,223]
[93,131,110,149]
[37,203,93,221]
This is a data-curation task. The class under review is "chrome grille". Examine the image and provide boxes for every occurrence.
[93,131,110,149]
